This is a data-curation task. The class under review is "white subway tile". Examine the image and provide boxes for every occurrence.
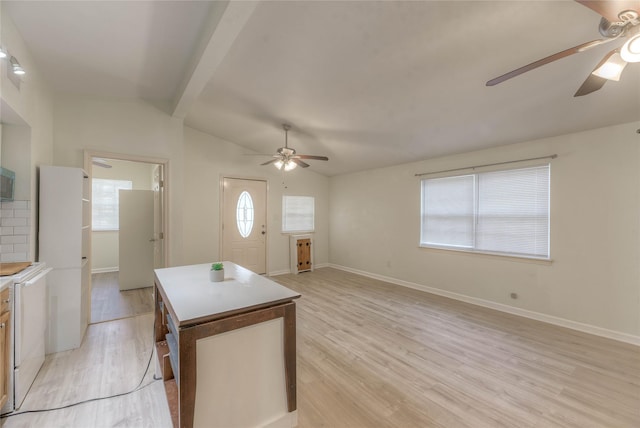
[12,226,29,235]
[13,244,28,253]
[0,252,27,262]
[0,244,14,253]
[13,209,30,218]
[0,209,14,218]
[1,217,27,227]
[1,235,26,244]
[1,201,28,210]
[0,227,14,235]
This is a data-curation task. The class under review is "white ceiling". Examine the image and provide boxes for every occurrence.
[4,1,640,176]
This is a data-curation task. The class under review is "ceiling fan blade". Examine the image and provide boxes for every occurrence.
[291,158,310,168]
[575,1,640,23]
[486,38,614,86]
[573,47,625,96]
[295,155,329,161]
[574,74,607,96]
[260,158,279,166]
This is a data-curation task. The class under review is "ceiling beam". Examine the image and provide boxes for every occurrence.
[171,0,258,118]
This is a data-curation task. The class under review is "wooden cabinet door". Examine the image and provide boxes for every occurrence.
[0,310,10,408]
[297,239,311,271]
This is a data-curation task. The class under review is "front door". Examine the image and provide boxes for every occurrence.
[222,178,267,274]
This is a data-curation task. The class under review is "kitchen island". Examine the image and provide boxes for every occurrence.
[154,262,301,428]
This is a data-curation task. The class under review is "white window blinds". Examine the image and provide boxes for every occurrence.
[421,175,475,248]
[282,196,315,233]
[421,165,550,259]
[92,178,133,231]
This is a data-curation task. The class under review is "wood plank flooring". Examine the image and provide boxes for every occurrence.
[2,314,171,427]
[91,272,154,324]
[3,267,638,427]
[274,268,640,428]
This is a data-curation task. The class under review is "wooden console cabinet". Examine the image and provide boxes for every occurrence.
[154,262,301,428]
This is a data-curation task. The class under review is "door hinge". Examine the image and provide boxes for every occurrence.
[159,232,164,239]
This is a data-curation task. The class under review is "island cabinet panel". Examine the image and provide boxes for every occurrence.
[154,262,300,428]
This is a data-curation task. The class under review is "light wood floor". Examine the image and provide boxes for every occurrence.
[276,268,640,428]
[2,314,171,427]
[91,272,154,324]
[3,268,639,427]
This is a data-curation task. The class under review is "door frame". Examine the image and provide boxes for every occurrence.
[219,175,269,274]
[83,150,170,320]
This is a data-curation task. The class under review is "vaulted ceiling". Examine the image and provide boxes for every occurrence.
[4,1,639,176]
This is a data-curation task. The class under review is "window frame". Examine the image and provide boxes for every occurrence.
[420,164,550,261]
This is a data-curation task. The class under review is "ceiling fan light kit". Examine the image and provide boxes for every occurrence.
[592,50,627,80]
[486,1,640,96]
[621,33,640,61]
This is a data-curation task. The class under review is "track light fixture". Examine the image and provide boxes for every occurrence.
[0,48,26,77]
[10,57,25,75]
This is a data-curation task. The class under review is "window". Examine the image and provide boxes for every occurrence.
[282,196,315,233]
[236,191,254,238]
[421,165,550,259]
[92,178,133,231]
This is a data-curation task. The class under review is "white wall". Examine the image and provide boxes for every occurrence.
[92,159,155,272]
[52,98,329,274]
[1,5,55,260]
[329,121,640,340]
[53,96,185,266]
[183,126,330,274]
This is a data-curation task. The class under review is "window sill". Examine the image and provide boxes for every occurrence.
[419,245,553,265]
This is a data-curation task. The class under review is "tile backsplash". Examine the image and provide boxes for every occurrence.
[0,200,31,262]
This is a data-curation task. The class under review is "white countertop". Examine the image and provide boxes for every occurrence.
[154,262,300,327]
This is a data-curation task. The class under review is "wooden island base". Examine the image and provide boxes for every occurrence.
[154,262,300,428]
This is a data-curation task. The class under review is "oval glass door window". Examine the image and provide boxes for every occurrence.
[236,191,254,238]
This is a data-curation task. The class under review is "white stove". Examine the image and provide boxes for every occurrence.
[2,262,51,414]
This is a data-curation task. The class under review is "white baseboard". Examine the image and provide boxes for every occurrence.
[91,267,118,274]
[268,262,330,277]
[329,264,640,346]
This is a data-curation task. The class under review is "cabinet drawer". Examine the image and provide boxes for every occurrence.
[0,288,9,314]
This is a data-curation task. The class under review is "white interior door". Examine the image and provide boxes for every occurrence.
[222,178,267,274]
[152,165,164,269]
[119,189,154,290]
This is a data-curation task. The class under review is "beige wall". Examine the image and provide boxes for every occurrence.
[329,121,640,340]
[53,96,186,266]
[182,126,330,274]
[91,159,155,272]
[1,5,55,259]
[52,98,329,274]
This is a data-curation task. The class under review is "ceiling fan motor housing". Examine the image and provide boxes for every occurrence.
[599,10,639,37]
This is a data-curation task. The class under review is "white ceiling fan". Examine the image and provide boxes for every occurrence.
[258,124,329,171]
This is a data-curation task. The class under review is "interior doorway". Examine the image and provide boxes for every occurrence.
[84,152,168,324]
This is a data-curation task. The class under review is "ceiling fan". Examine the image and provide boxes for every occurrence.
[259,124,329,171]
[486,0,640,96]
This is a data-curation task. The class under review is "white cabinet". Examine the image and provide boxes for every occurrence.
[39,166,90,353]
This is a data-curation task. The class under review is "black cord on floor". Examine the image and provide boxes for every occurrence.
[0,338,157,419]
